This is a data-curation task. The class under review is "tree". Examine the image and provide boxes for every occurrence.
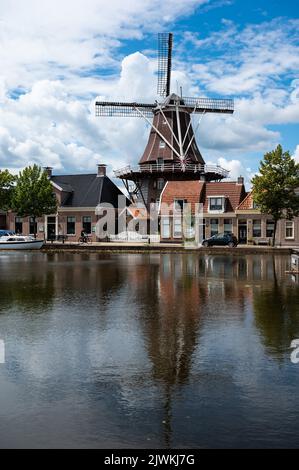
[251,145,299,246]
[11,165,57,238]
[0,169,16,210]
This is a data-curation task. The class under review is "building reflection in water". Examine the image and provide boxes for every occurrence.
[0,251,297,448]
[128,253,294,446]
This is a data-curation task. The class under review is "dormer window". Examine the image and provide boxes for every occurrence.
[208,196,225,213]
[174,199,187,212]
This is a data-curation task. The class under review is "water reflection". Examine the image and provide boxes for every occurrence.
[0,252,298,448]
[254,282,299,358]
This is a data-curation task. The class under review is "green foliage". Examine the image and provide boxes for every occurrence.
[0,169,16,210]
[11,165,57,236]
[252,145,299,244]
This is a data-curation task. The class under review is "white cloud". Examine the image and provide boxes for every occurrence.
[0,0,208,91]
[188,18,299,95]
[0,2,298,181]
[293,145,299,163]
[0,54,158,175]
[204,156,254,188]
[196,113,279,153]
[0,0,212,175]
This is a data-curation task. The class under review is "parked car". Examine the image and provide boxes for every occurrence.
[0,229,15,237]
[202,232,238,247]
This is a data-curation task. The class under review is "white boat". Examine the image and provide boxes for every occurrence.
[0,235,44,250]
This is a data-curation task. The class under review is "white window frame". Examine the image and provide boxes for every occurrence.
[210,218,219,236]
[285,220,294,239]
[67,216,76,236]
[173,217,182,238]
[29,217,37,235]
[174,199,185,212]
[224,218,232,234]
[252,219,262,238]
[15,216,23,234]
[159,140,166,149]
[161,217,170,239]
[208,196,225,213]
[266,219,275,238]
[82,216,92,235]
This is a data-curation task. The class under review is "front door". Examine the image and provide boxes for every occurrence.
[238,221,247,244]
[47,216,56,241]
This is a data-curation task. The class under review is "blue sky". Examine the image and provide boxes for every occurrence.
[0,0,298,187]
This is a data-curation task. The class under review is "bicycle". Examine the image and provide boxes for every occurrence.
[77,235,92,245]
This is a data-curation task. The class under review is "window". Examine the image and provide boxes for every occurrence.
[173,218,182,238]
[161,217,170,238]
[252,201,259,209]
[285,220,294,239]
[67,216,76,235]
[82,216,92,234]
[157,178,164,190]
[29,217,37,235]
[210,218,218,236]
[224,218,232,234]
[159,140,166,149]
[253,220,261,237]
[209,197,224,212]
[157,158,163,166]
[266,220,274,238]
[174,199,186,212]
[15,217,23,234]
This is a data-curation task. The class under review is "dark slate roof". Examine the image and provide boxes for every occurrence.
[51,174,127,208]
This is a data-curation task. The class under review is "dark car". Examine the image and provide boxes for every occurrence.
[202,232,238,247]
[0,230,15,237]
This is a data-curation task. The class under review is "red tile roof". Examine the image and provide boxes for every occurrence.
[160,180,246,214]
[236,192,253,210]
[160,180,204,213]
[202,182,246,212]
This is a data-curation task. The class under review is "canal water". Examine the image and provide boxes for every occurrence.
[0,252,298,448]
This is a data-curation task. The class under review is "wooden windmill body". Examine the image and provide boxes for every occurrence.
[96,33,234,209]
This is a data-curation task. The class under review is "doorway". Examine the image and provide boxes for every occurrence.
[47,216,56,241]
[238,220,247,244]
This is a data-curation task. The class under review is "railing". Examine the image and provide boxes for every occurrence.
[204,165,229,178]
[114,163,229,178]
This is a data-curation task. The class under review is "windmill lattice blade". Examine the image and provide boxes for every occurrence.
[157,33,173,97]
[95,101,155,118]
[182,97,234,114]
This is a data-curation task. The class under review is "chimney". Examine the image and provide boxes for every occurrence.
[97,164,107,177]
[44,167,53,178]
[237,176,244,185]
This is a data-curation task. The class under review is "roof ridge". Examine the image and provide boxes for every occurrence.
[52,173,96,178]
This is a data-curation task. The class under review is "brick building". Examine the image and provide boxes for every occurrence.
[159,177,246,242]
[6,164,128,241]
[236,192,299,246]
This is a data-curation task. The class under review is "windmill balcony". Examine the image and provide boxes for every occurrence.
[114,162,229,180]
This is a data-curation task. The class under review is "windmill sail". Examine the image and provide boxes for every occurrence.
[157,33,173,97]
[95,101,155,118]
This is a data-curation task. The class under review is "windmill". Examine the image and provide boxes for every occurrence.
[95,33,234,208]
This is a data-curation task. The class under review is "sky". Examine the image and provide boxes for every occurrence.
[0,0,298,188]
